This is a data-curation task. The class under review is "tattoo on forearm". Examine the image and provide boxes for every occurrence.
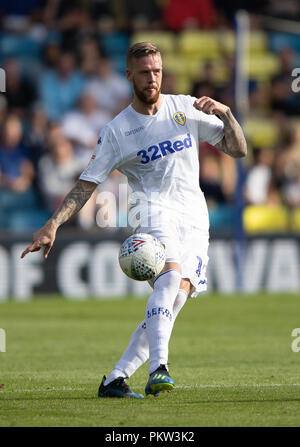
[216,109,247,158]
[52,180,96,227]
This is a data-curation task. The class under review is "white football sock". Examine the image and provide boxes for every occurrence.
[172,289,188,321]
[104,320,148,385]
[104,286,187,386]
[146,269,182,374]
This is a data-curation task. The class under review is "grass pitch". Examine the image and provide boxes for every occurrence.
[1,293,300,427]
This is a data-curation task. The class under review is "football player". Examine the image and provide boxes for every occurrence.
[22,42,247,398]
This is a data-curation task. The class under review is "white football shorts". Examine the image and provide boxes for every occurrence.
[136,223,209,298]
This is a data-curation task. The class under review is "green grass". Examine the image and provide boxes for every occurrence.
[1,293,300,427]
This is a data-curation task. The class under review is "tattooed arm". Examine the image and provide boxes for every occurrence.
[193,96,247,158]
[51,180,97,227]
[21,180,97,259]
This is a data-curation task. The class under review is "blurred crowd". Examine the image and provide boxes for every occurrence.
[0,0,300,234]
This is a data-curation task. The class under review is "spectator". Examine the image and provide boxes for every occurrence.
[42,41,62,69]
[3,59,37,117]
[248,81,270,118]
[46,121,64,148]
[56,7,94,51]
[199,152,236,229]
[200,154,229,206]
[86,57,131,115]
[0,115,37,229]
[38,138,83,213]
[43,3,94,46]
[273,123,300,208]
[283,166,300,208]
[191,61,220,100]
[215,56,236,113]
[39,137,97,229]
[78,36,102,76]
[244,148,275,205]
[121,0,162,30]
[61,91,112,163]
[0,115,34,194]
[39,51,86,120]
[24,106,49,167]
[270,48,300,117]
[161,70,177,95]
[270,75,300,116]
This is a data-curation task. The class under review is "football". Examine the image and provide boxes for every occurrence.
[119,233,166,281]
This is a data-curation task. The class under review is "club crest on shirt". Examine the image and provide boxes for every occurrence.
[173,111,186,126]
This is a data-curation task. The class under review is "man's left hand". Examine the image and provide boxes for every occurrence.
[193,96,229,116]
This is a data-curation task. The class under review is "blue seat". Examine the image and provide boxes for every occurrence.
[100,32,130,57]
[0,33,42,63]
[111,55,127,74]
[0,188,38,212]
[9,209,51,232]
[269,32,300,55]
[0,188,50,231]
[208,204,235,229]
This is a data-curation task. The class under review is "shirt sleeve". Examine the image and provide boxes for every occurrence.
[79,125,122,184]
[190,96,224,146]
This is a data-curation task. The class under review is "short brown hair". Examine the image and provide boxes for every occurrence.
[126,42,161,67]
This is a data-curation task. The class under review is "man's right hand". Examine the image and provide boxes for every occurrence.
[20,180,97,260]
[21,220,57,259]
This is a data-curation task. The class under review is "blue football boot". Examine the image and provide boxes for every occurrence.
[98,375,144,399]
[145,364,175,396]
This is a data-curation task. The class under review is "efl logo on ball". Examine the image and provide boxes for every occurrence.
[119,233,166,281]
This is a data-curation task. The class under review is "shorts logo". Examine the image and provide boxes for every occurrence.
[196,256,207,286]
[173,112,186,126]
[196,256,202,277]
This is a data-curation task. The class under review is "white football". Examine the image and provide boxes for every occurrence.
[119,233,166,281]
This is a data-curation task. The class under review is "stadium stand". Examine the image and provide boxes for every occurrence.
[0,0,299,235]
[243,204,289,233]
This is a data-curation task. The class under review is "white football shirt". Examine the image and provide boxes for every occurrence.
[80,94,224,230]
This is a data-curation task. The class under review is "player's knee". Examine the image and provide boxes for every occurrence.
[153,269,181,294]
[161,261,182,275]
